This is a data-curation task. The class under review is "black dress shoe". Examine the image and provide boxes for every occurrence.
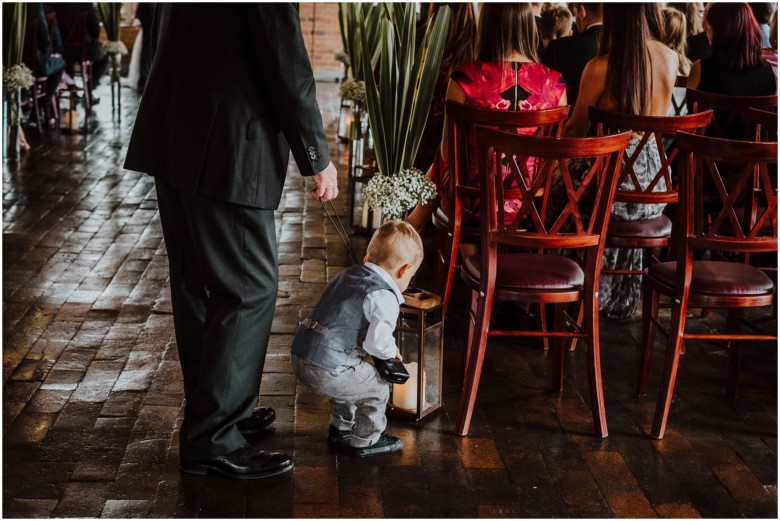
[180,444,293,479]
[327,425,352,451]
[237,407,276,434]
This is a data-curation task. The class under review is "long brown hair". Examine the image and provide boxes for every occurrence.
[427,3,478,83]
[600,3,663,115]
[706,3,764,70]
[667,2,704,36]
[477,3,539,63]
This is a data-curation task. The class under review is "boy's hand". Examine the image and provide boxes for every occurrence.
[394,348,403,362]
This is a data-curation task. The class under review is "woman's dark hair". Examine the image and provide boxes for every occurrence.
[427,3,478,82]
[477,3,539,63]
[600,3,664,115]
[706,3,765,70]
[667,2,704,35]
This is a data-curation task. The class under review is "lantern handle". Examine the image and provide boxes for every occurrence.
[320,199,361,266]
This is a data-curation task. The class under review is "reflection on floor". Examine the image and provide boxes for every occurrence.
[3,81,777,518]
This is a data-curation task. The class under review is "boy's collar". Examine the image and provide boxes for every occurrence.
[364,262,405,304]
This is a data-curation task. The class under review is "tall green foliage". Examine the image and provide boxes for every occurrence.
[339,3,384,81]
[359,4,450,177]
[97,3,122,41]
[3,3,26,67]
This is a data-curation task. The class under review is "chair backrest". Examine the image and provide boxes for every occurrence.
[746,107,778,142]
[57,10,89,62]
[676,131,777,254]
[22,18,40,71]
[444,101,570,222]
[671,75,688,116]
[589,106,713,205]
[686,88,778,141]
[475,127,631,253]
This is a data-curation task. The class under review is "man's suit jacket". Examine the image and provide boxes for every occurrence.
[541,24,603,88]
[124,4,330,209]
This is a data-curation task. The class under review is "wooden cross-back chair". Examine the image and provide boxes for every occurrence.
[57,10,93,108]
[747,107,778,142]
[636,132,777,439]
[456,127,631,438]
[436,102,570,318]
[21,18,51,132]
[589,107,713,275]
[670,75,689,116]
[686,88,778,141]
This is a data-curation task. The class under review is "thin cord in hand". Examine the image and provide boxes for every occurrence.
[320,199,360,266]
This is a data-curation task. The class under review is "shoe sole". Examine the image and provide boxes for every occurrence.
[180,460,294,479]
[352,441,403,458]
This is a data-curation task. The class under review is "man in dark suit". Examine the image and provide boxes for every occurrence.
[124,4,338,479]
[541,3,603,88]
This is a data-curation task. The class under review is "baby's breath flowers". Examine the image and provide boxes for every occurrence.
[364,167,437,219]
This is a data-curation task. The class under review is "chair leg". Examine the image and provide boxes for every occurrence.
[725,308,743,397]
[31,90,43,133]
[456,286,494,436]
[439,228,459,316]
[82,63,91,109]
[568,301,584,351]
[584,293,608,438]
[551,303,566,392]
[460,288,479,391]
[537,303,550,350]
[650,297,688,439]
[637,281,660,396]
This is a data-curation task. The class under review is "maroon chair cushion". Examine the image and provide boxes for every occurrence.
[647,260,775,295]
[608,215,673,238]
[463,253,584,290]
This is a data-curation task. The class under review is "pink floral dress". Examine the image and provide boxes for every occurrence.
[431,61,566,220]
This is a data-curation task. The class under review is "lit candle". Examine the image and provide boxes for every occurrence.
[392,362,425,412]
[361,200,369,228]
[64,110,78,130]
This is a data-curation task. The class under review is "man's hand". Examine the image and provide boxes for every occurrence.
[310,162,338,202]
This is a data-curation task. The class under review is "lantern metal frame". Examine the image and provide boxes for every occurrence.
[387,290,445,421]
[347,106,380,235]
[59,87,89,134]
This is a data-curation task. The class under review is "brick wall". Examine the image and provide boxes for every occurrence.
[299,2,343,81]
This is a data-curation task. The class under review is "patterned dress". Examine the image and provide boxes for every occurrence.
[430,61,566,220]
[547,136,667,319]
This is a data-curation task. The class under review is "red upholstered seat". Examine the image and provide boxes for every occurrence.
[463,254,584,291]
[608,214,672,239]
[647,260,774,296]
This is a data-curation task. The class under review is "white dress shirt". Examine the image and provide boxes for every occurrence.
[361,262,404,360]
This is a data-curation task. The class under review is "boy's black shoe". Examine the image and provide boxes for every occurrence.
[327,426,352,451]
[351,432,403,457]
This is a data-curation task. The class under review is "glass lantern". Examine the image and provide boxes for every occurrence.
[388,289,444,421]
[337,98,352,142]
[348,177,382,236]
[59,87,89,134]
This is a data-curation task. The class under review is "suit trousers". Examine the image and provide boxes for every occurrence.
[155,179,278,460]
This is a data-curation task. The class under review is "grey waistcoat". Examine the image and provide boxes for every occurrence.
[291,264,395,371]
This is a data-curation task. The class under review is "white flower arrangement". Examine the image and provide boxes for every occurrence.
[364,167,437,219]
[339,78,366,104]
[3,64,35,91]
[102,40,128,55]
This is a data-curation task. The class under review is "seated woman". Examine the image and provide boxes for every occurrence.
[687,2,777,138]
[560,3,678,319]
[407,2,567,248]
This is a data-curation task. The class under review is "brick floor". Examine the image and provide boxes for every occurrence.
[3,81,777,518]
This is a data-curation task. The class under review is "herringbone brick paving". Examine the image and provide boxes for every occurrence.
[3,81,777,518]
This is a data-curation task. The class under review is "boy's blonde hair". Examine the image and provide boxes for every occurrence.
[366,220,424,269]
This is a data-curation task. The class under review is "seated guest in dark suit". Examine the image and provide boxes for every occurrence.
[668,2,711,62]
[56,2,108,101]
[25,3,65,112]
[541,2,602,87]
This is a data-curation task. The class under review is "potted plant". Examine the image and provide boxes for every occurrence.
[359,4,450,220]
